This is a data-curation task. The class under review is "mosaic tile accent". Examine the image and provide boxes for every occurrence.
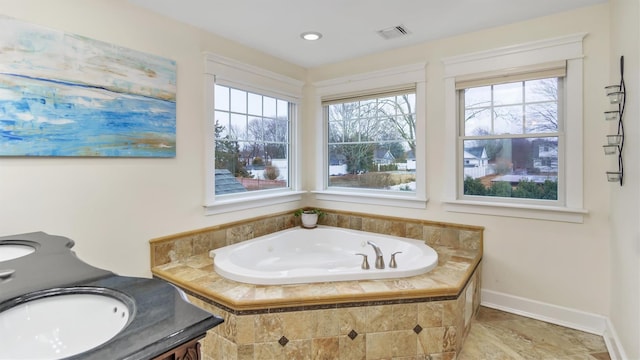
[278,336,289,347]
[348,329,358,340]
[414,324,424,334]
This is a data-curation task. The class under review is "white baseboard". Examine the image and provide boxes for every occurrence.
[603,318,629,360]
[481,289,627,359]
[481,289,606,334]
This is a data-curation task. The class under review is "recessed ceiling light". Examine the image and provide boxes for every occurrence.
[300,32,322,41]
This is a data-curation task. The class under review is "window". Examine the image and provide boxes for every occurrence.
[313,63,427,208]
[460,76,562,203]
[214,85,291,194]
[443,34,588,223]
[204,53,304,214]
[326,90,417,193]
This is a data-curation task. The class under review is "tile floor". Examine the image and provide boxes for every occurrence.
[458,307,610,360]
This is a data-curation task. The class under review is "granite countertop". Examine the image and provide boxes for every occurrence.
[0,232,223,360]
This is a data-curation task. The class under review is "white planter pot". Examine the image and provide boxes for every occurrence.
[300,213,318,228]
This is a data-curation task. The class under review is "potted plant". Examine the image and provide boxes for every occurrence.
[293,208,325,228]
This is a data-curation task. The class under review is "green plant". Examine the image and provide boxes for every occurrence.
[293,208,326,217]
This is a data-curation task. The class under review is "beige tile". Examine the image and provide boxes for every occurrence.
[390,221,407,237]
[152,242,173,266]
[392,330,418,357]
[337,214,350,228]
[443,326,457,352]
[173,237,194,261]
[417,326,445,355]
[339,334,366,360]
[253,341,284,360]
[362,217,377,233]
[254,313,283,343]
[281,310,315,340]
[392,303,418,331]
[339,307,367,335]
[366,305,393,332]
[236,314,255,345]
[459,230,481,250]
[315,308,339,337]
[418,302,443,328]
[312,337,340,360]
[237,344,254,360]
[366,331,394,359]
[216,310,237,342]
[217,336,238,360]
[284,339,312,360]
[349,216,362,230]
[193,233,213,256]
[211,229,227,249]
[405,222,423,240]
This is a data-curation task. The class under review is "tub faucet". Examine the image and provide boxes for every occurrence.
[366,241,385,269]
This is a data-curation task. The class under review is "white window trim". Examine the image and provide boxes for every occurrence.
[203,53,305,215]
[442,33,588,223]
[312,63,428,208]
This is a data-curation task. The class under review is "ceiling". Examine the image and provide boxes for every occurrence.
[129,0,606,68]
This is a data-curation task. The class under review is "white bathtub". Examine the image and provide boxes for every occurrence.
[210,225,438,285]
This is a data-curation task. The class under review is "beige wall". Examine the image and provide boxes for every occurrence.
[609,0,640,358]
[0,0,305,276]
[307,4,611,317]
[0,0,615,330]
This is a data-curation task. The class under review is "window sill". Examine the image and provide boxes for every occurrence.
[204,190,304,215]
[312,190,428,209]
[444,200,588,223]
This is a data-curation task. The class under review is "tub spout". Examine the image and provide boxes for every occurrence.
[366,241,385,269]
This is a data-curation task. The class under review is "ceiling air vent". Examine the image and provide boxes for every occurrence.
[377,25,411,40]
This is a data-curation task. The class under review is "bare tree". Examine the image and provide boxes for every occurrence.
[374,94,416,154]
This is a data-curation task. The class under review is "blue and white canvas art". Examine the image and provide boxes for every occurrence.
[0,16,176,157]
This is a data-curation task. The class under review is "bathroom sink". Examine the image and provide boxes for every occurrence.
[0,287,134,360]
[0,243,35,262]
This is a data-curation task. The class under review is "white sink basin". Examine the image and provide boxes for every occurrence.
[0,244,35,262]
[0,288,133,360]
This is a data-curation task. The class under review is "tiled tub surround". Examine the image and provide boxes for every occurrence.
[150,210,483,359]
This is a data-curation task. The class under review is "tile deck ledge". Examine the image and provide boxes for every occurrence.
[152,245,481,313]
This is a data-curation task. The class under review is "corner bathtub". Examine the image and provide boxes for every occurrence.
[209,225,438,285]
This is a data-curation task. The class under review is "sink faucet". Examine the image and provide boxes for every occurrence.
[366,241,385,269]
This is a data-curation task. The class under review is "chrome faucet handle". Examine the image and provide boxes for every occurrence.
[355,253,370,270]
[389,252,402,268]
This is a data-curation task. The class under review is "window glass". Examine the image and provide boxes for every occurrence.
[214,85,290,195]
[461,77,560,201]
[327,92,417,192]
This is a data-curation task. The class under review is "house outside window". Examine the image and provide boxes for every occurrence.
[326,91,417,192]
[204,53,304,214]
[313,63,427,209]
[460,77,562,202]
[442,34,587,223]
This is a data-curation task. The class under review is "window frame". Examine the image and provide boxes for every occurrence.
[458,76,564,207]
[204,53,304,215]
[442,34,588,223]
[313,63,427,209]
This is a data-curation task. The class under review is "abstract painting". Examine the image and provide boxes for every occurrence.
[0,16,176,157]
